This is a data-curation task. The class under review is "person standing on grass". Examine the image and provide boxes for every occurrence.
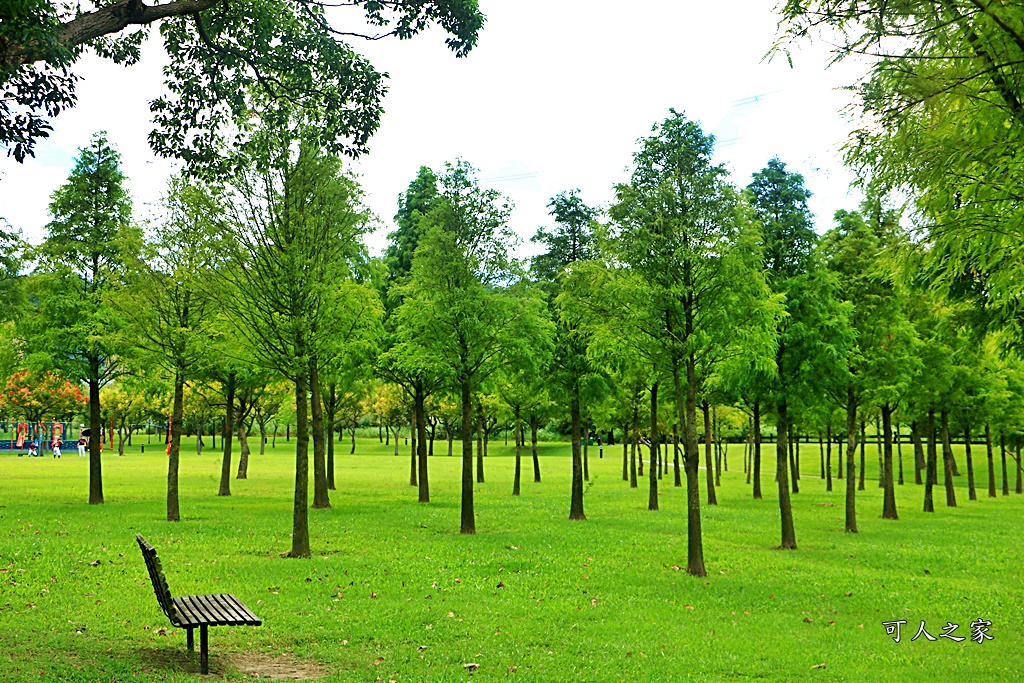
[53,442,61,458]
[29,441,38,457]
[77,436,86,458]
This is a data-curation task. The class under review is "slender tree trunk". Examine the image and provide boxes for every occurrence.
[88,362,103,505]
[826,424,832,492]
[881,403,897,519]
[777,397,797,548]
[569,385,586,521]
[1001,433,1009,496]
[259,424,266,456]
[856,419,864,493]
[416,386,429,503]
[447,427,454,457]
[876,417,884,487]
[924,410,937,512]
[460,380,475,535]
[236,411,250,479]
[531,415,540,482]
[975,423,991,498]
[911,421,924,484]
[788,426,799,494]
[513,406,522,496]
[476,406,485,484]
[622,422,629,481]
[941,410,957,507]
[309,361,330,509]
[290,370,311,558]
[752,401,762,499]
[672,423,682,487]
[326,384,336,490]
[845,389,857,532]
[648,382,659,511]
[409,407,417,487]
[702,400,716,504]
[713,405,722,484]
[218,371,236,497]
[965,427,977,501]
[629,409,638,489]
[680,354,706,576]
[167,369,184,522]
[1016,436,1022,494]
[819,432,825,479]
[896,422,904,485]
[583,421,590,482]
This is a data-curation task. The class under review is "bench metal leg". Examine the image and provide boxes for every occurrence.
[187,627,194,652]
[200,625,209,674]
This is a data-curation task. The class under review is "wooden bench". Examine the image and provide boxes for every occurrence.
[136,534,261,674]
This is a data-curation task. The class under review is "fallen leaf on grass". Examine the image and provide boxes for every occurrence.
[463,663,479,670]
[591,598,598,607]
[447,612,455,618]
[89,561,100,567]
[496,582,505,588]
[812,663,827,669]
[370,593,378,599]
[373,657,385,665]
[803,617,813,623]
[844,592,852,597]
[417,645,427,652]
[508,665,518,672]
[670,565,680,571]
[684,605,694,610]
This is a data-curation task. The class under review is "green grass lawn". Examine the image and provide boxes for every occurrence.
[1,436,1021,682]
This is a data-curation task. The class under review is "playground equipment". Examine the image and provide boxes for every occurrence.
[4,421,79,454]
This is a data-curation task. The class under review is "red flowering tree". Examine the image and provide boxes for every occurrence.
[0,370,88,423]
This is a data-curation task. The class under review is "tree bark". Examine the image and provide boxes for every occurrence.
[679,352,706,575]
[1016,436,1022,494]
[881,403,897,520]
[290,370,311,558]
[218,371,235,497]
[629,409,638,489]
[911,421,924,484]
[941,410,957,507]
[825,424,832,492]
[416,384,429,504]
[582,421,590,482]
[309,360,330,509]
[326,383,336,490]
[622,422,629,481]
[702,400,716,504]
[985,424,996,498]
[788,426,799,494]
[460,381,475,534]
[648,382,659,511]
[235,414,250,479]
[167,369,184,522]
[924,411,938,512]
[1001,432,1009,496]
[752,401,762,499]
[965,426,977,501]
[776,397,797,549]
[845,387,857,533]
[409,407,418,487]
[569,385,586,520]
[88,361,103,505]
[858,420,866,491]
[476,405,485,484]
[531,415,541,482]
[512,406,522,496]
[896,422,904,485]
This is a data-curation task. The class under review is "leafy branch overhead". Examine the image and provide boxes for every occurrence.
[0,0,484,167]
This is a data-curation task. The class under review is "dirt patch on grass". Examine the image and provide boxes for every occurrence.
[226,651,328,680]
[136,648,327,679]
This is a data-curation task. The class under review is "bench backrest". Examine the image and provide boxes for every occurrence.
[136,534,175,622]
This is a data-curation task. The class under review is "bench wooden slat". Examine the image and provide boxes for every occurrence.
[210,594,248,624]
[181,594,218,625]
[225,594,262,625]
[196,594,236,625]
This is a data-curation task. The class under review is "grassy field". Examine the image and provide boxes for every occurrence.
[1,436,1021,682]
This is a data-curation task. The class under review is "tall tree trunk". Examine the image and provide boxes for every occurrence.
[941,410,957,507]
[881,403,897,520]
[672,422,682,487]
[845,387,857,532]
[826,424,832,492]
[416,385,429,504]
[629,409,638,489]
[776,397,797,549]
[218,371,236,497]
[409,407,418,487]
[622,422,629,481]
[582,421,590,482]
[236,414,250,479]
[326,383,336,490]
[476,405,485,484]
[982,424,995,498]
[896,422,904,485]
[911,421,924,484]
[447,426,454,457]
[88,360,103,505]
[569,385,586,521]
[259,424,266,456]
[290,370,311,558]
[531,415,540,482]
[752,401,762,499]
[713,405,722,484]
[965,427,977,501]
[819,432,825,479]
[680,354,706,576]
[167,369,184,522]
[877,417,884,487]
[309,360,330,509]
[460,381,475,535]
[648,382,659,511]
[923,410,937,512]
[1000,432,1009,496]
[788,426,799,494]
[702,400,716,505]
[858,420,866,491]
[513,406,522,497]
[1016,436,1022,494]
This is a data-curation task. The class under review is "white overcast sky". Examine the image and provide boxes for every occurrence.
[0,1,868,257]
